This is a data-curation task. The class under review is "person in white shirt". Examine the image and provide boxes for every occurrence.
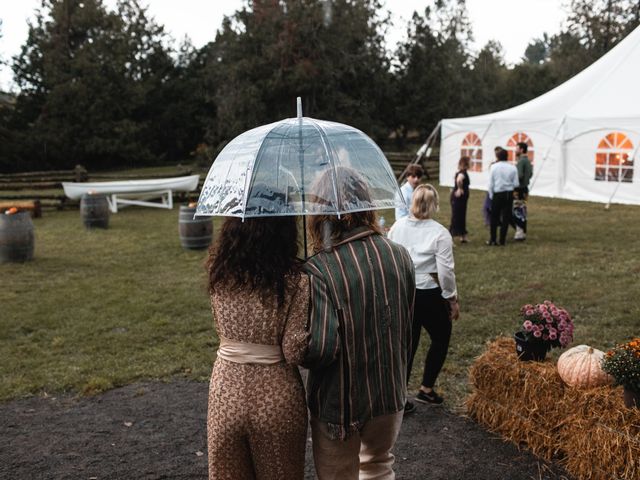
[388,184,459,409]
[487,148,518,246]
[394,164,424,220]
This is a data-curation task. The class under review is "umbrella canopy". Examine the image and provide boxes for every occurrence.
[195,102,404,218]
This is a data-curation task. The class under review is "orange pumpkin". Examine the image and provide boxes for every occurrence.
[557,345,612,388]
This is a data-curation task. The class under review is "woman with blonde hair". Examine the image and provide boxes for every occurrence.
[388,184,459,407]
[450,156,471,243]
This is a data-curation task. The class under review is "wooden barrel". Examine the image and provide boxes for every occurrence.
[80,193,109,229]
[0,211,35,263]
[179,206,212,250]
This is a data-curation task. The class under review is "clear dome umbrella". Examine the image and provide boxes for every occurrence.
[195,98,406,255]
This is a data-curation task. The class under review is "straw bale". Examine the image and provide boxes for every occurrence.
[467,337,640,480]
[559,387,640,480]
[466,337,567,460]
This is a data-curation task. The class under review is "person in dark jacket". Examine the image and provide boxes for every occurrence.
[513,142,533,241]
[303,167,415,480]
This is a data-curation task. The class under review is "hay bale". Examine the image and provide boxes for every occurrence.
[467,337,640,480]
[560,387,640,480]
[466,337,566,460]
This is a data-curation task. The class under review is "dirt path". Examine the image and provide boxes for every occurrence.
[0,380,570,480]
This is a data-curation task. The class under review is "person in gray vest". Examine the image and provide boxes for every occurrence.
[513,142,533,241]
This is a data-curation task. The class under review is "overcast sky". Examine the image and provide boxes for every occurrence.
[0,0,567,91]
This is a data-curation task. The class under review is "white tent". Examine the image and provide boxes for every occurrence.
[438,25,640,205]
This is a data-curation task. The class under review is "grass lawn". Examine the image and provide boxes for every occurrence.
[1,182,640,409]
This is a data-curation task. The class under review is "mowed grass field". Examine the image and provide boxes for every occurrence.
[1,181,639,409]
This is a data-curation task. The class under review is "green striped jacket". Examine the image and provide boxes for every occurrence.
[303,227,415,440]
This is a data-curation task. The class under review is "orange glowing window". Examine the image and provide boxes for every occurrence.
[506,132,534,164]
[461,132,483,172]
[595,132,634,183]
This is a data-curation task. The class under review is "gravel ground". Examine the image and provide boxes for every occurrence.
[0,380,571,480]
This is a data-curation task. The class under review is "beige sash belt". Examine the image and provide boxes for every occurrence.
[216,336,284,365]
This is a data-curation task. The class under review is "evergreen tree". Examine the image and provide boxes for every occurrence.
[523,35,550,65]
[547,0,640,82]
[203,0,393,147]
[116,0,192,163]
[0,21,21,172]
[394,0,473,143]
[150,38,214,164]
[10,0,175,170]
[468,40,507,115]
[4,0,640,172]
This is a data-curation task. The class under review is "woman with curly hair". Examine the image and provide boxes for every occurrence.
[205,201,309,480]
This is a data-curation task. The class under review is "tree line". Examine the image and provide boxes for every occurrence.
[0,0,638,172]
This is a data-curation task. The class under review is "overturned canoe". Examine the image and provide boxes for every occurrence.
[62,175,200,200]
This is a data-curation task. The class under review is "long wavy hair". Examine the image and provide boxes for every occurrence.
[307,167,381,253]
[206,216,300,307]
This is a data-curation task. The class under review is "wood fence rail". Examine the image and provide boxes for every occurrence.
[384,151,439,180]
[1,169,82,178]
[0,155,440,215]
[0,166,193,213]
[0,182,66,191]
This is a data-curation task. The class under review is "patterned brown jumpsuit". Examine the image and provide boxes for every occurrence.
[207,275,309,480]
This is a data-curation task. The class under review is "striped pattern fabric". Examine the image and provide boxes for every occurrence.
[303,228,415,439]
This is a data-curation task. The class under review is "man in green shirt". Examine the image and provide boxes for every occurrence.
[514,142,533,241]
[302,167,415,480]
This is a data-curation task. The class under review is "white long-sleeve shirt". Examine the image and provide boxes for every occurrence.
[388,217,457,299]
[394,182,414,220]
[488,161,518,198]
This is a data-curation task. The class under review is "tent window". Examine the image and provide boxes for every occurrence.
[507,132,534,164]
[595,132,634,183]
[461,132,482,172]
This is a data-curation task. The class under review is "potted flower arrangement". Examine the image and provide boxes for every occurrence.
[601,338,640,408]
[514,301,574,361]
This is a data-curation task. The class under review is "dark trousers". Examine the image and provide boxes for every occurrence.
[406,288,452,389]
[490,191,513,245]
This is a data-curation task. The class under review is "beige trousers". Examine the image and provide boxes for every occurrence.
[311,411,404,480]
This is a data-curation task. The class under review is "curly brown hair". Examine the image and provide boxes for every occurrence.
[205,216,300,307]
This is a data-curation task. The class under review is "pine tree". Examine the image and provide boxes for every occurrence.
[394,0,474,142]
[10,0,175,170]
[202,0,393,147]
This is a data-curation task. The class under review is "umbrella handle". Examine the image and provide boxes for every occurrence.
[322,219,333,253]
[297,97,302,120]
[303,214,309,259]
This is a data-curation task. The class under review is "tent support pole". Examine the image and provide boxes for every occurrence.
[529,116,567,192]
[399,121,441,184]
[479,120,494,144]
[606,142,640,209]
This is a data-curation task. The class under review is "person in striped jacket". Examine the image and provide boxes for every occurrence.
[303,167,415,480]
